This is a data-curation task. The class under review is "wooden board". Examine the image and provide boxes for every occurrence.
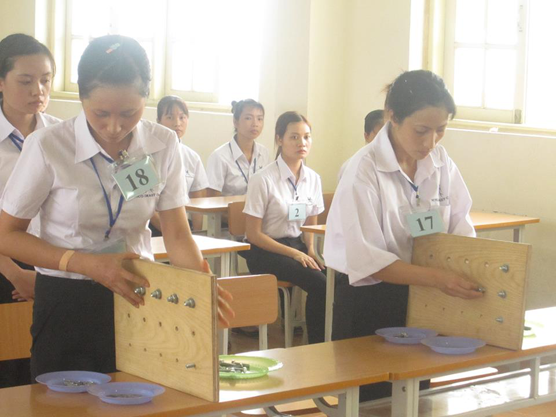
[115,259,218,402]
[0,301,33,361]
[408,233,531,350]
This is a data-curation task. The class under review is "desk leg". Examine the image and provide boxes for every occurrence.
[207,213,222,238]
[324,267,335,342]
[530,357,541,399]
[220,253,230,278]
[513,225,525,243]
[338,387,359,417]
[391,379,419,417]
[219,329,228,355]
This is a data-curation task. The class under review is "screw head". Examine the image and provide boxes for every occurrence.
[134,286,146,296]
[150,289,162,299]
[500,264,510,273]
[167,294,179,304]
[183,298,196,308]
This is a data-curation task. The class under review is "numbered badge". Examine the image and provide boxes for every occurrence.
[405,209,444,237]
[112,155,161,201]
[288,203,307,222]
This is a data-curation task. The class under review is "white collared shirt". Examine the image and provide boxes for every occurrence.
[2,111,188,280]
[206,137,270,196]
[243,154,324,239]
[179,143,209,194]
[0,106,61,235]
[324,122,475,286]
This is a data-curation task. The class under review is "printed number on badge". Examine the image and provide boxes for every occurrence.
[113,156,161,201]
[405,210,443,237]
[288,203,307,221]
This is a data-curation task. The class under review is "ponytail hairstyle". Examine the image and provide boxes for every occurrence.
[231,98,265,133]
[384,70,456,124]
[0,33,56,101]
[77,34,151,99]
[274,111,311,159]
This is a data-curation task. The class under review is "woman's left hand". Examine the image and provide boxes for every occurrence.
[307,250,325,270]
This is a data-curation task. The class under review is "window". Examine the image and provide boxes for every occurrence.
[440,0,556,129]
[55,0,265,105]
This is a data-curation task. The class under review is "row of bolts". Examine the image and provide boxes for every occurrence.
[134,287,196,308]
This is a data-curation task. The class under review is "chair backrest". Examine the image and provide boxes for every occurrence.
[0,302,33,361]
[228,201,247,237]
[318,192,335,224]
[218,274,278,329]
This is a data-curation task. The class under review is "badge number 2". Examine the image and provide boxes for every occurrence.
[406,210,444,237]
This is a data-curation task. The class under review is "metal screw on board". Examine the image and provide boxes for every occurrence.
[496,317,504,323]
[186,363,196,369]
[134,287,146,296]
[183,298,196,308]
[498,290,507,299]
[167,294,179,304]
[500,264,510,273]
[150,289,162,299]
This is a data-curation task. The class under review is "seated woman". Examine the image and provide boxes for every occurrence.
[151,95,208,233]
[241,111,326,344]
[206,99,270,196]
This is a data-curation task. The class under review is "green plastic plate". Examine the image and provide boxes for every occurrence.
[219,355,283,380]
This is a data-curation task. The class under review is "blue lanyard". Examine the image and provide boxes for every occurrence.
[90,154,125,240]
[276,161,300,200]
[229,142,257,184]
[9,133,24,152]
[406,179,420,207]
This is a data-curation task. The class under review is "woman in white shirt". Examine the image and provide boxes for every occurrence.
[242,111,326,344]
[154,95,208,231]
[0,35,232,378]
[206,99,270,196]
[324,70,482,400]
[0,33,60,388]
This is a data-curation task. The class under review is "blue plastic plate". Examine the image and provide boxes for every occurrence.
[421,336,486,355]
[35,371,111,393]
[88,382,165,405]
[376,327,438,344]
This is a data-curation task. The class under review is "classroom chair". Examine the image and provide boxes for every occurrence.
[0,302,33,362]
[218,274,278,355]
[228,201,308,348]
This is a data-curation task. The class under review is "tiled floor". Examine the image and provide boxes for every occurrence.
[229,322,556,417]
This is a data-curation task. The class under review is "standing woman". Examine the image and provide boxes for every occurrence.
[0,35,232,378]
[206,99,270,196]
[0,34,60,388]
[155,95,208,231]
[324,70,482,400]
[242,111,326,344]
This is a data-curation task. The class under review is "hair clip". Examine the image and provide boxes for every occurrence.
[106,43,121,54]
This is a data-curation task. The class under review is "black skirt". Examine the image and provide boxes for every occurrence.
[30,274,116,379]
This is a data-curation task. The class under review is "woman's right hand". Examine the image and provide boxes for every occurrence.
[71,252,150,307]
[433,269,483,299]
[292,250,322,270]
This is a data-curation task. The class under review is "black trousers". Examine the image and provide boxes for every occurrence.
[30,274,116,379]
[241,237,326,344]
[333,273,429,402]
[0,260,34,388]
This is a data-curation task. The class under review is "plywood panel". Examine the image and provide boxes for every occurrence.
[408,233,531,350]
[115,259,218,402]
[0,301,33,361]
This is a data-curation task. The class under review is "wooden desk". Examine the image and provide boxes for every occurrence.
[470,212,540,243]
[0,339,390,417]
[301,212,541,343]
[186,195,246,238]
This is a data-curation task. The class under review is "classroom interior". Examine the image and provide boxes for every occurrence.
[1,0,555,416]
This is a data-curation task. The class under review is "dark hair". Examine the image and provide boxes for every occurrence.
[0,34,56,100]
[231,99,265,120]
[157,95,189,122]
[274,111,311,159]
[77,35,151,99]
[364,110,384,134]
[384,70,456,123]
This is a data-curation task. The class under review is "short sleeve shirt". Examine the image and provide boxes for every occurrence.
[206,138,270,196]
[243,154,324,239]
[2,111,188,280]
[323,122,475,286]
[179,143,209,194]
[0,107,61,236]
